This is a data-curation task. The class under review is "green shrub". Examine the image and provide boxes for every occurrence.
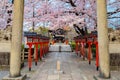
[91,44,96,57]
[69,41,76,50]
[34,44,41,48]
[21,44,24,51]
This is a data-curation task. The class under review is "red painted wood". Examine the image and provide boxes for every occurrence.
[35,44,38,63]
[27,43,32,70]
[88,42,92,64]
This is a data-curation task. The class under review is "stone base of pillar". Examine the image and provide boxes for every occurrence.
[94,75,111,80]
[2,74,26,80]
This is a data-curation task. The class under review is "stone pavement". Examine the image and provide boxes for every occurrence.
[0,52,120,80]
[0,71,8,80]
[29,52,120,80]
[30,52,98,80]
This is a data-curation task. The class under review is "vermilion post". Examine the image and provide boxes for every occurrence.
[46,42,48,53]
[96,42,99,71]
[46,43,47,53]
[47,43,48,52]
[79,41,82,56]
[42,43,44,58]
[44,43,46,54]
[35,44,38,65]
[52,40,54,45]
[45,43,47,54]
[45,43,46,54]
[43,43,45,56]
[66,40,68,44]
[46,43,48,53]
[88,42,92,65]
[81,42,85,59]
[27,43,32,71]
[40,43,43,60]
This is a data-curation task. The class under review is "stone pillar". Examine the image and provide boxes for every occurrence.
[10,0,24,77]
[97,0,110,78]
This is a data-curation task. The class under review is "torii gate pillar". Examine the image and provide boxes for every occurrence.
[2,0,26,80]
[97,0,110,78]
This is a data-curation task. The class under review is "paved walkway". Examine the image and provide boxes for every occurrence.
[28,52,120,80]
[30,52,99,80]
[0,52,120,80]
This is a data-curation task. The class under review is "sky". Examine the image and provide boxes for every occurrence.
[107,0,120,29]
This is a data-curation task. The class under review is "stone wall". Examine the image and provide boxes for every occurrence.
[110,53,120,71]
[109,43,120,71]
[0,43,11,53]
[109,44,120,53]
[0,42,11,69]
[0,42,25,69]
[0,53,10,66]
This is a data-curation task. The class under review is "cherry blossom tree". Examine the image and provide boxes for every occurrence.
[0,0,120,31]
[0,0,13,29]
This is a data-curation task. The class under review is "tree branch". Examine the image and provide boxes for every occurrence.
[108,16,120,19]
[68,0,76,7]
[107,9,120,16]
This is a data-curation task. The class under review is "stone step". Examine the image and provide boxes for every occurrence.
[49,44,72,52]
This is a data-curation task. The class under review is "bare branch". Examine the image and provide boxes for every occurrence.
[108,16,120,19]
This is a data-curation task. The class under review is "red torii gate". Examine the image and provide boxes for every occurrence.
[74,33,99,71]
[25,32,50,71]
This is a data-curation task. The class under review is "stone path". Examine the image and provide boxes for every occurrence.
[30,52,99,80]
[0,71,8,80]
[0,52,120,80]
